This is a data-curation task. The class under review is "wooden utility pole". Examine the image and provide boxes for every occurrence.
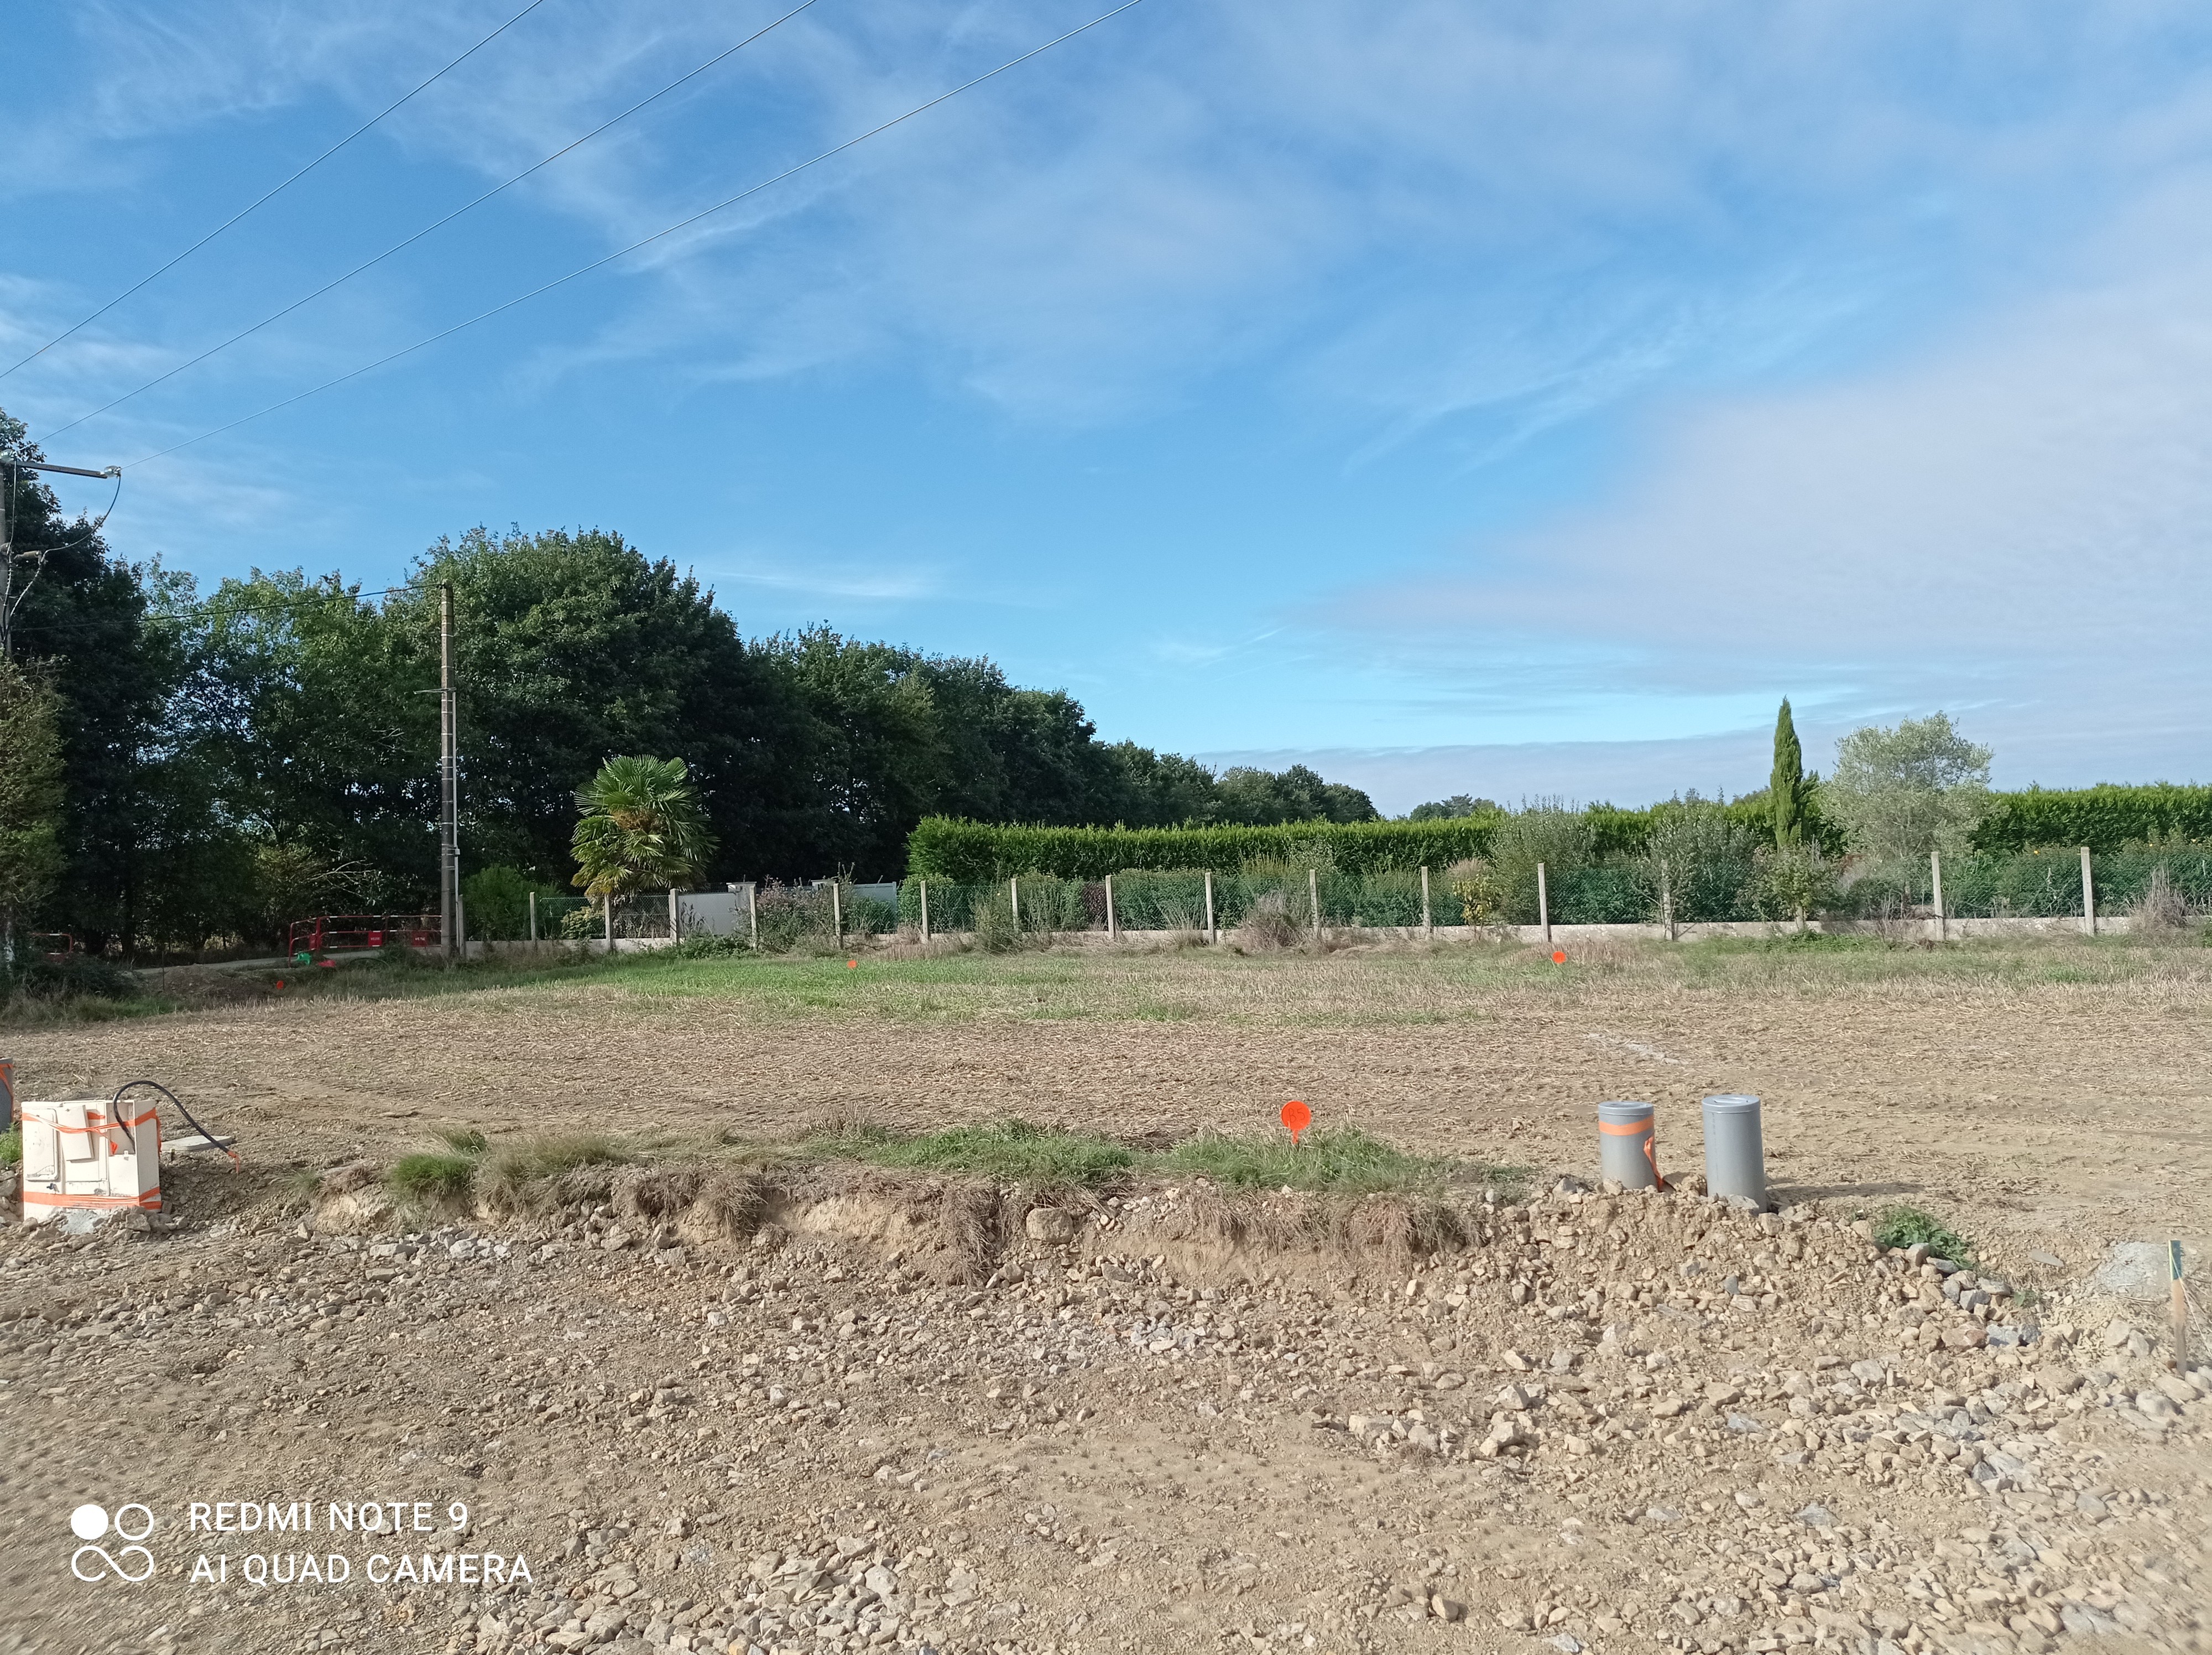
[439,582,459,967]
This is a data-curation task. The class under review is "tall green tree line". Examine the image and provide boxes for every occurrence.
[1,433,1378,955]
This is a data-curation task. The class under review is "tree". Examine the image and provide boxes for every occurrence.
[571,756,716,904]
[1770,699,1804,847]
[1825,712,1992,863]
[1408,794,1498,821]
[0,658,64,967]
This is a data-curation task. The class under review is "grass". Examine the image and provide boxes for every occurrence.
[431,1126,488,1154]
[11,924,2210,1031]
[477,1131,632,1207]
[801,1117,1508,1197]
[2,1124,18,1167]
[1869,1203,1975,1264]
[387,1149,479,1205]
[817,1118,1137,1186]
[1158,1126,1459,1195]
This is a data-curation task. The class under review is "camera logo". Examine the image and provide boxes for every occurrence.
[70,1503,156,1583]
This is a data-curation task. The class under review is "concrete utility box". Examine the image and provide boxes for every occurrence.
[17,1097,163,1224]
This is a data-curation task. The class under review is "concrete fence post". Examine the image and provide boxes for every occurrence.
[1204,871,1216,944]
[1310,868,1322,942]
[831,881,842,945]
[1010,876,1020,930]
[1661,858,1677,943]
[669,887,680,944]
[1538,861,1551,945]
[1105,874,1118,943]
[603,893,612,951]
[528,890,537,944]
[1421,865,1433,940]
[2080,846,2096,936]
[919,879,930,944]
[1931,851,1946,943]
[745,881,758,950]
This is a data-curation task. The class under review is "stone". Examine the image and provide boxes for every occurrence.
[2102,1318,2137,1349]
[1550,1636,1584,1653]
[2027,1251,2062,1268]
[1433,1596,1467,1623]
[1797,1504,1834,1528]
[1024,1208,1077,1245]
[2089,1243,2170,1302]
[1503,1350,1533,1372]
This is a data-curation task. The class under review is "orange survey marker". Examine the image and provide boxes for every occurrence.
[1280,1099,1312,1146]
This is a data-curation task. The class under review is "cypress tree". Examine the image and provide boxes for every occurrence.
[1770,698,1803,846]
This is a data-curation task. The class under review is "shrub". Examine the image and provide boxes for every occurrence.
[1870,1204,1973,1263]
[1745,842,1840,924]
[1644,806,1759,923]
[5,953,138,1003]
[1974,783,2212,853]
[905,816,1496,882]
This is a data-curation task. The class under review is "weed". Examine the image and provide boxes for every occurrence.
[1157,1127,1451,1195]
[1,1124,18,1166]
[431,1127,488,1154]
[388,1151,478,1205]
[828,1118,1134,1186]
[1869,1203,1974,1263]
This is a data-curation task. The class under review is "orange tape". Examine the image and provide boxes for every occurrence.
[23,1189,163,1209]
[1598,1120,1653,1135]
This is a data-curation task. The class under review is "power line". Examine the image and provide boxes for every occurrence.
[6,580,415,642]
[118,0,1149,472]
[34,0,822,444]
[0,0,559,383]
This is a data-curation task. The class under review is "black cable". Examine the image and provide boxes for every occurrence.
[0,0,560,383]
[34,0,822,443]
[119,0,1150,472]
[109,1079,237,1165]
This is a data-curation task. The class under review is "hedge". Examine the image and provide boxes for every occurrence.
[903,816,1500,882]
[1971,784,2212,853]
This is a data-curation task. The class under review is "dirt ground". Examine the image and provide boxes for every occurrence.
[3,937,2209,1655]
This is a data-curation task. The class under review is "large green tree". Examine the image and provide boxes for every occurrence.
[1770,698,1805,847]
[0,658,64,966]
[571,755,716,900]
[1826,712,1992,862]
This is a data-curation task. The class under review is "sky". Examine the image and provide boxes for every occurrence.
[4,0,2211,813]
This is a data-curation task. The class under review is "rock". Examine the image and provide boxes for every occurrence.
[1503,1350,1532,1372]
[2090,1243,2171,1302]
[1498,1608,1533,1631]
[1024,1207,1078,1245]
[1797,1503,1834,1528]
[1495,1385,1533,1410]
[1734,1490,1764,1511]
[1432,1596,1467,1623]
[1550,1636,1584,1653]
[2028,1251,2063,1268]
[1725,1413,1762,1434]
[2073,1492,2107,1518]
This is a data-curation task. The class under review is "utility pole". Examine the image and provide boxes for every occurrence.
[440,581,458,967]
[0,456,119,659]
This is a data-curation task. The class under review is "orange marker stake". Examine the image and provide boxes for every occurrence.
[1552,950,1567,964]
[274,980,286,990]
[847,959,858,969]
[1281,1099,1312,1146]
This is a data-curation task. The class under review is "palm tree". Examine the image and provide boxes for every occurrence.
[570,757,716,931]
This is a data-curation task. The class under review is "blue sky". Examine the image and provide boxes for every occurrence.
[6,0,2212,811]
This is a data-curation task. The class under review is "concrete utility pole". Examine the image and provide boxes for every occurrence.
[440,582,459,967]
[0,457,119,659]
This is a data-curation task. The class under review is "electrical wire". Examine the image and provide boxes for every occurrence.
[0,0,559,383]
[109,1079,238,1166]
[117,0,1148,472]
[34,0,823,444]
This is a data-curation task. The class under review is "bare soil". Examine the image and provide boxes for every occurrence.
[3,940,2208,1655]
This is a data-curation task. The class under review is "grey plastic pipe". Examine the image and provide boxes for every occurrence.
[1702,1093,1767,1207]
[1597,1100,1661,1190]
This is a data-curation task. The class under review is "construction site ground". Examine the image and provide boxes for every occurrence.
[2,932,2208,1655]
